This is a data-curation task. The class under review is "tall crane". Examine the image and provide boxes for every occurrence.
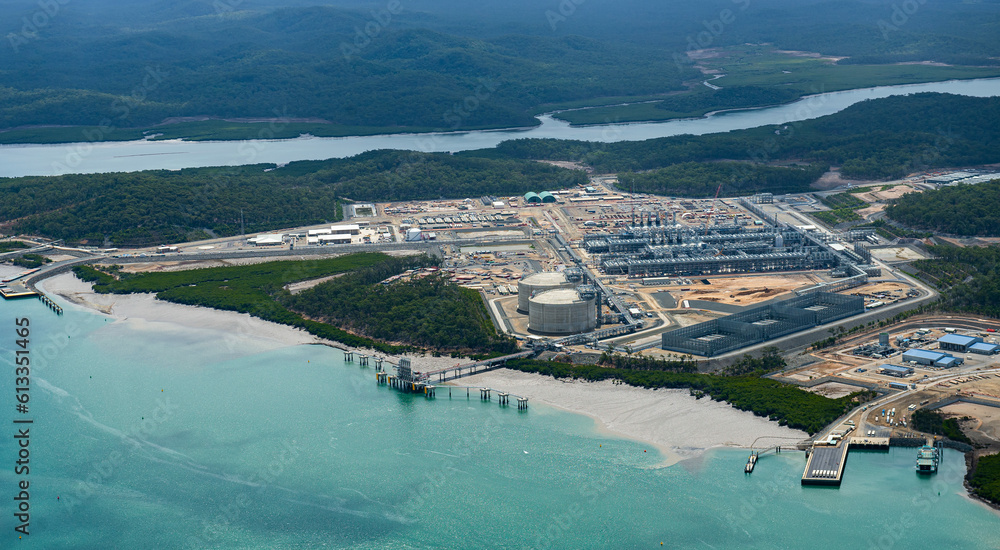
[703,181,724,236]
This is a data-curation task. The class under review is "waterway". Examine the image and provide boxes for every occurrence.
[2,296,999,548]
[2,78,1000,178]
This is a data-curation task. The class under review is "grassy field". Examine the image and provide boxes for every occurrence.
[554,46,1000,125]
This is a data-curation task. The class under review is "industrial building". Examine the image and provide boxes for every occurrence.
[937,334,982,353]
[527,287,598,335]
[970,342,1000,355]
[660,292,865,357]
[330,224,361,235]
[523,191,557,204]
[517,270,583,313]
[901,349,963,367]
[878,364,914,378]
[585,198,877,282]
[248,234,285,246]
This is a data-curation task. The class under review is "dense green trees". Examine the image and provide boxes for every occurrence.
[970,454,1000,507]
[0,151,584,245]
[886,180,1000,237]
[618,162,828,198]
[910,245,1000,318]
[74,253,513,354]
[910,409,973,445]
[654,87,802,116]
[285,262,517,354]
[3,1,1000,136]
[471,94,1000,182]
[10,254,50,268]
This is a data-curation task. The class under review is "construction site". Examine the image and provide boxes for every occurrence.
[5,175,937,364]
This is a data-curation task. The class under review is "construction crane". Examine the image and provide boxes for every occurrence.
[703,181,724,236]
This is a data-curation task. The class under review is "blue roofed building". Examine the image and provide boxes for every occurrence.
[937,334,982,353]
[970,342,1000,355]
[935,356,962,368]
[878,364,914,377]
[902,349,948,365]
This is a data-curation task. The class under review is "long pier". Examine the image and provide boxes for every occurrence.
[419,350,536,383]
[373,356,530,409]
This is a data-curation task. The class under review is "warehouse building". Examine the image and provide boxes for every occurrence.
[878,364,914,378]
[937,334,982,353]
[524,192,541,204]
[248,234,285,246]
[660,292,864,357]
[901,349,963,367]
[538,191,557,203]
[970,342,1000,355]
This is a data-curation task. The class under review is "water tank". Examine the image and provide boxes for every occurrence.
[528,289,597,335]
[517,272,572,313]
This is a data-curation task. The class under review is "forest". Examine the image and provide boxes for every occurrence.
[2,0,1000,138]
[0,151,584,246]
[970,453,1000,507]
[909,245,1000,318]
[507,352,867,435]
[469,94,1000,181]
[617,162,827,198]
[74,253,512,354]
[910,409,973,445]
[886,180,1000,237]
[285,263,517,354]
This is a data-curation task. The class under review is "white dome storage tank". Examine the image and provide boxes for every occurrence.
[517,272,572,313]
[527,288,597,335]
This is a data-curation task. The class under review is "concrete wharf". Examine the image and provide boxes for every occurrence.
[801,437,889,486]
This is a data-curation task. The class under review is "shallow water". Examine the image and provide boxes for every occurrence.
[1,297,998,549]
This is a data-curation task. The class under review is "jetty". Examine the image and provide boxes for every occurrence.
[375,357,529,409]
[801,437,889,486]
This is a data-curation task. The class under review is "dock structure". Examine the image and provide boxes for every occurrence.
[0,284,38,299]
[0,283,63,315]
[420,350,535,383]
[358,354,368,366]
[344,350,354,362]
[37,292,63,315]
[801,437,889,485]
[802,444,850,485]
[378,357,528,409]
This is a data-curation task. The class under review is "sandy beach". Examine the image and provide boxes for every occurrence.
[42,271,809,465]
[460,369,809,466]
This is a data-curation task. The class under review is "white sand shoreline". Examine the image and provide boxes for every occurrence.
[457,369,809,467]
[41,272,810,465]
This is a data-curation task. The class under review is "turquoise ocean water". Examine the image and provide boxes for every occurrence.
[2,297,1000,549]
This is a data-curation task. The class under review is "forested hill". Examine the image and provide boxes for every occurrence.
[2,0,1000,134]
[466,93,1000,180]
[887,179,1000,237]
[0,151,585,247]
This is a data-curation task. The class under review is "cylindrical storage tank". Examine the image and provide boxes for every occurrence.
[517,272,572,313]
[528,289,597,335]
[775,233,784,248]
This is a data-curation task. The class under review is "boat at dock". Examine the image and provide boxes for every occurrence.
[916,443,939,474]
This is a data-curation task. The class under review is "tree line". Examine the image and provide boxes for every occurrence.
[468,94,1000,182]
[1,151,585,246]
[74,252,513,355]
[886,179,1000,237]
